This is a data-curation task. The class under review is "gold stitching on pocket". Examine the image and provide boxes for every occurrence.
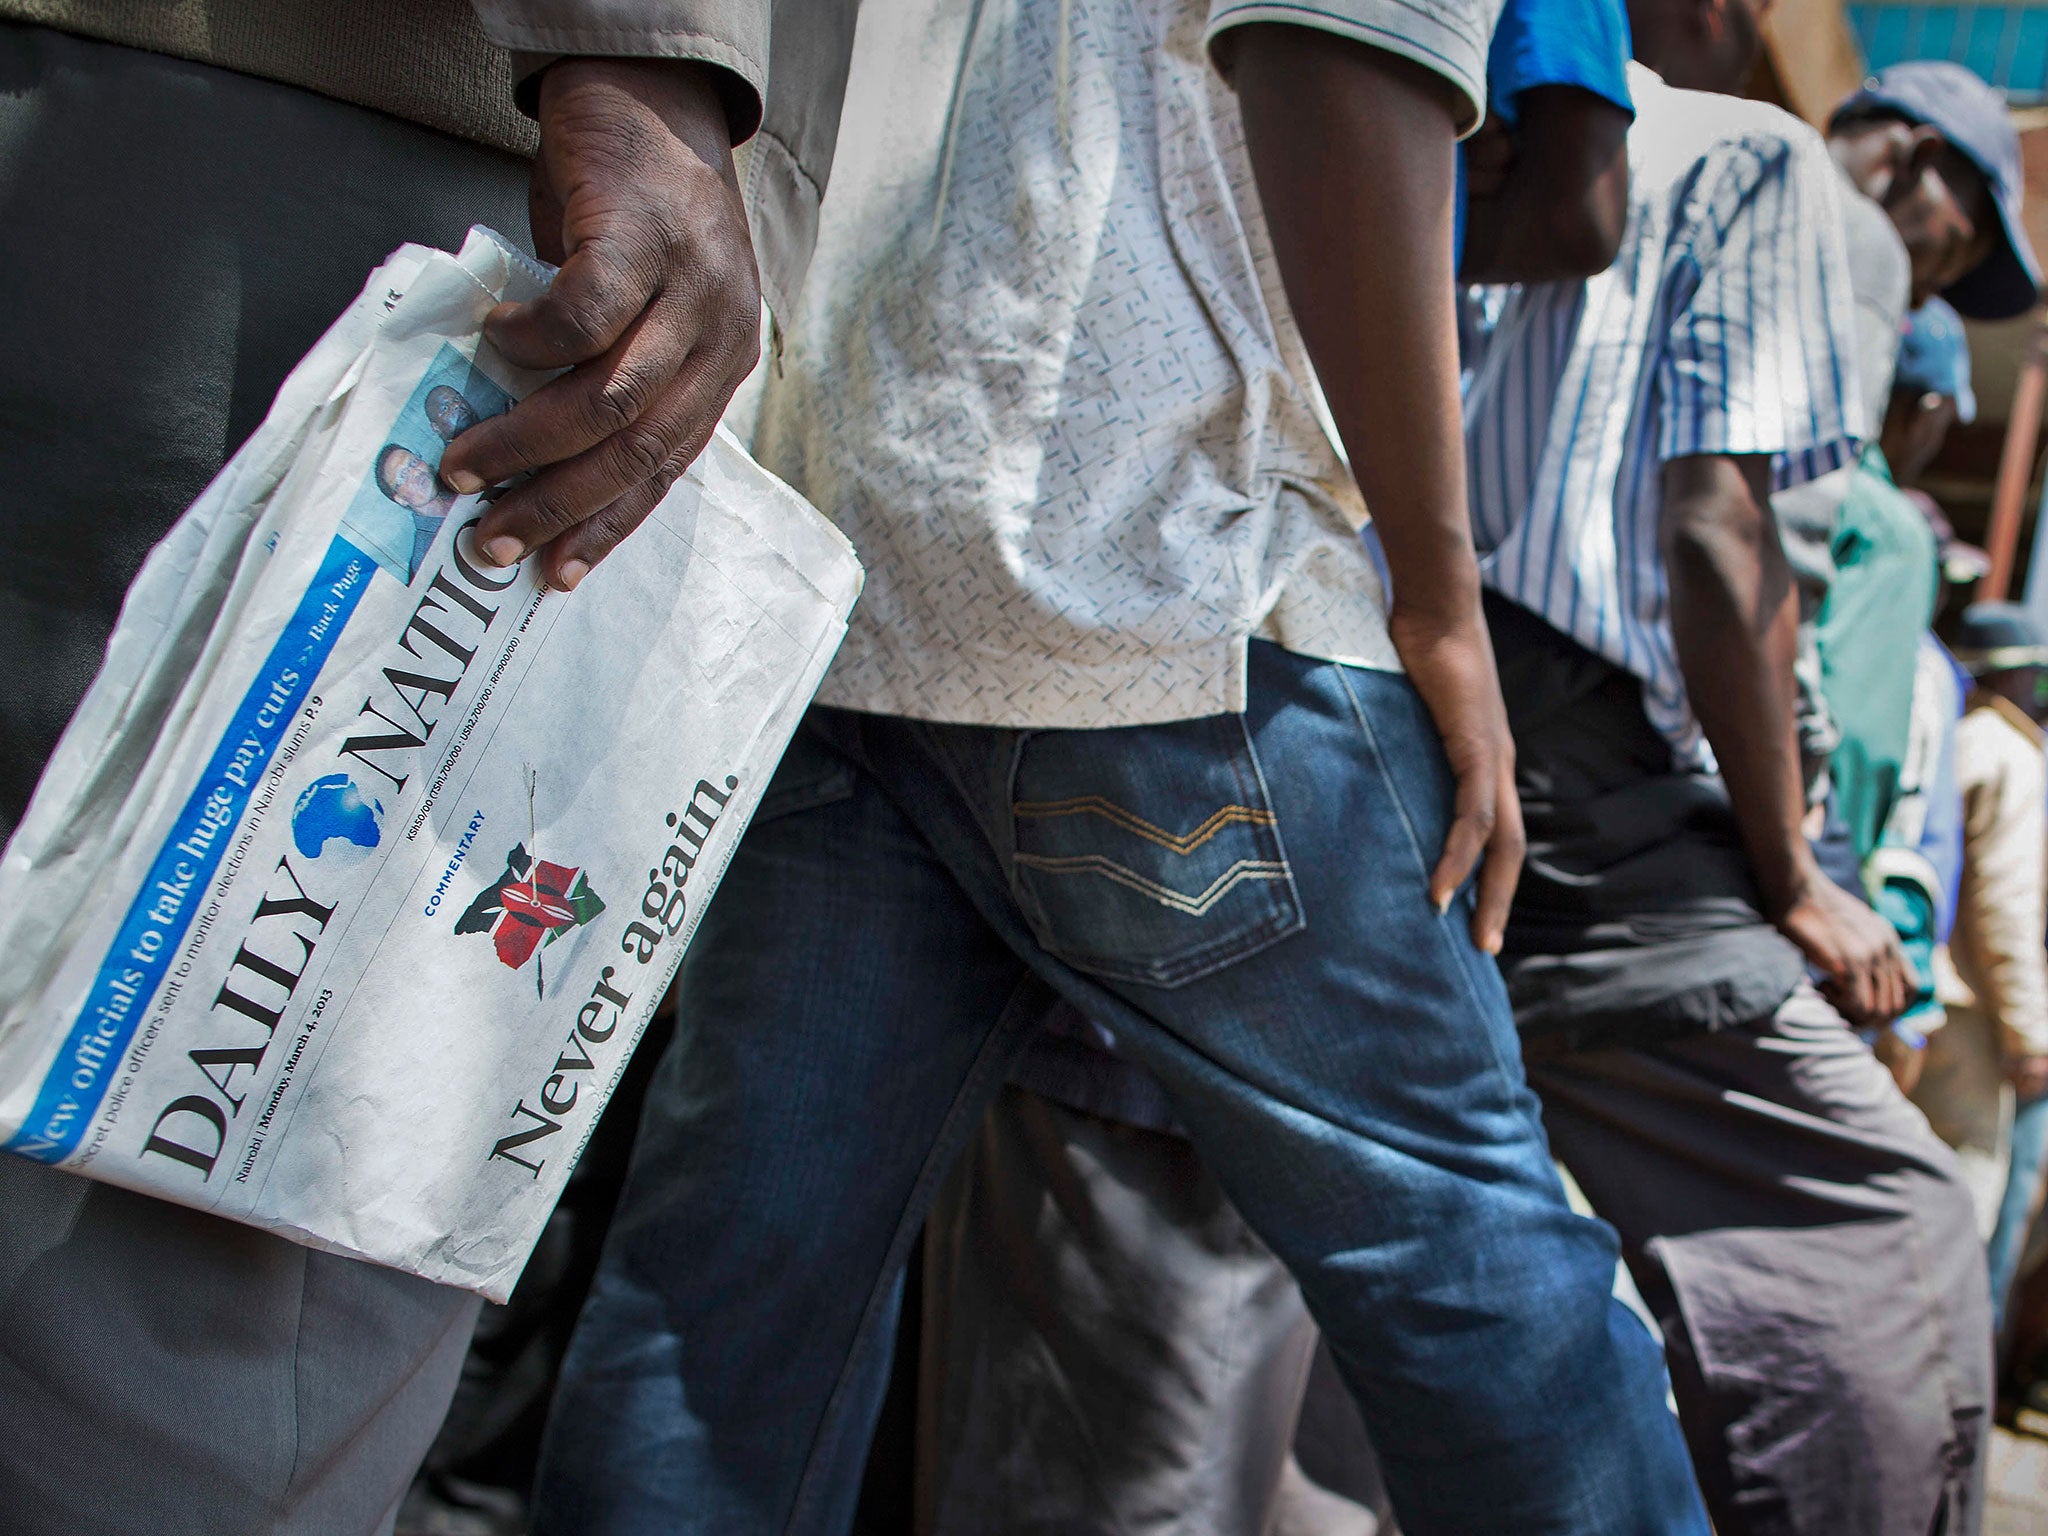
[1013,853,1290,915]
[1011,797,1276,855]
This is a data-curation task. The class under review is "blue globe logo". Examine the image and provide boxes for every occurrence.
[291,773,384,859]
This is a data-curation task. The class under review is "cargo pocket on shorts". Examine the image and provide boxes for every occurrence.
[1005,712,1305,989]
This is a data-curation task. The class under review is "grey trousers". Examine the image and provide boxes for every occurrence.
[1529,984,1994,1536]
[916,1085,1395,1536]
[925,987,1990,1536]
[0,24,529,1534]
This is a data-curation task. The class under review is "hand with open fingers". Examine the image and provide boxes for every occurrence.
[1774,874,1913,1029]
[436,57,761,591]
[1387,600,1525,956]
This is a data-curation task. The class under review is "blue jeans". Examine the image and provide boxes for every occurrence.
[531,643,1708,1535]
[1990,1090,2048,1332]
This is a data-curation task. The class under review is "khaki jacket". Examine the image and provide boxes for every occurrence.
[1,0,858,317]
[1950,690,2048,1058]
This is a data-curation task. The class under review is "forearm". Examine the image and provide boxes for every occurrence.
[1232,24,1523,948]
[1232,26,1473,615]
[1662,454,1815,915]
[1460,89,1630,285]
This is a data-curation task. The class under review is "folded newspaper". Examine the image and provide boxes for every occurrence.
[0,228,862,1300]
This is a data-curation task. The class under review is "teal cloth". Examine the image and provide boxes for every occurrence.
[1873,878,1941,1032]
[1815,448,1940,867]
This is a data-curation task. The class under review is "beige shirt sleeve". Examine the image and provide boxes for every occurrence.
[472,0,769,138]
[1955,705,2048,1057]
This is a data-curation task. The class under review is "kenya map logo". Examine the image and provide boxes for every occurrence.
[456,844,605,972]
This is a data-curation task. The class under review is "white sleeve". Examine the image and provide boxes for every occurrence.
[1205,0,1504,135]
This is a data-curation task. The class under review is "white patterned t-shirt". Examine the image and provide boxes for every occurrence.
[753,0,1501,727]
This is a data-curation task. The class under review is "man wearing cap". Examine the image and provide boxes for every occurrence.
[1815,62,2042,643]
[1918,604,2048,1327]
[1781,63,2037,837]
[1832,61,2043,328]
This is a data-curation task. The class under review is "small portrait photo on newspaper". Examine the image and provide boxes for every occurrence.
[339,344,511,584]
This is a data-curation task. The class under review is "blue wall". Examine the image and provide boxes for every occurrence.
[1846,5,2048,103]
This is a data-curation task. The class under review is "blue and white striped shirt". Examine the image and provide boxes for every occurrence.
[1463,65,1865,767]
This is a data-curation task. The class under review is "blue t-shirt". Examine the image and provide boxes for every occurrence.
[1455,0,1635,262]
[1489,0,1633,123]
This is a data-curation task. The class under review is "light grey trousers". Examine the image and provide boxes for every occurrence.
[0,1157,483,1535]
[0,24,528,1533]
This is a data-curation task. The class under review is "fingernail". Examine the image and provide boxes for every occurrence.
[444,469,484,496]
[1481,933,1503,956]
[556,559,590,591]
[1435,893,1453,916]
[481,536,524,568]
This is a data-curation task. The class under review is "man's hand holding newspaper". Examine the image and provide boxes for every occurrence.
[441,58,764,591]
[0,229,860,1301]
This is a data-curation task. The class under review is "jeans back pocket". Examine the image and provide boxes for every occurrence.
[1006,713,1305,989]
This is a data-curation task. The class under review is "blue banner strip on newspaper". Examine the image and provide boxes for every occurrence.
[6,537,377,1162]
